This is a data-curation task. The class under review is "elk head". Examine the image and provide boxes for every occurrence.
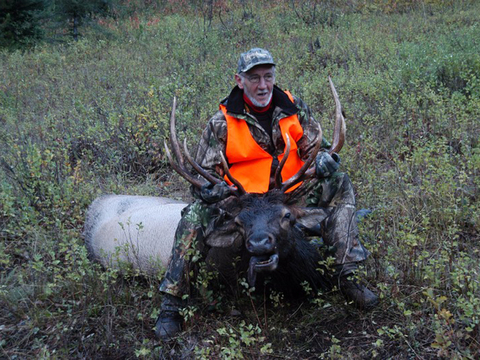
[164,77,345,287]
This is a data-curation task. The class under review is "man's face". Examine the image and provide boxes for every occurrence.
[235,65,275,108]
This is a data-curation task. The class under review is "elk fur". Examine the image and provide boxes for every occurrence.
[84,195,186,275]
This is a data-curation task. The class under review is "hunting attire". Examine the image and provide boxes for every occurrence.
[156,48,377,340]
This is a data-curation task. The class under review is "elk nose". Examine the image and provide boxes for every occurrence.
[246,234,275,255]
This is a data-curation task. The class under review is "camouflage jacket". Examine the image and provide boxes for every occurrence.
[193,85,330,194]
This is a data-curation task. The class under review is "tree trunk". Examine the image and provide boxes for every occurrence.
[73,14,78,41]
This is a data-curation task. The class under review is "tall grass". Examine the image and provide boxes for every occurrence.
[1,1,479,358]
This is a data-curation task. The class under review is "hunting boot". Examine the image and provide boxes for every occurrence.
[155,294,184,340]
[338,275,379,310]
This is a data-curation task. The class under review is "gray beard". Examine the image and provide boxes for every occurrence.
[245,91,273,108]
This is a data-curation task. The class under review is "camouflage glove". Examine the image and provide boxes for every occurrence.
[200,181,232,203]
[315,151,340,178]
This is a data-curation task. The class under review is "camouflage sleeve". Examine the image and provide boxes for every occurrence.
[292,95,331,160]
[191,110,228,198]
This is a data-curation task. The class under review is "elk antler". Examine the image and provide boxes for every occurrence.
[163,97,205,188]
[279,127,322,193]
[274,133,292,189]
[167,77,345,196]
[328,76,346,154]
[219,152,247,195]
[275,77,346,193]
[164,97,245,196]
[182,138,222,186]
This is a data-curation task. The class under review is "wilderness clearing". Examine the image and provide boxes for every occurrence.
[1,1,479,358]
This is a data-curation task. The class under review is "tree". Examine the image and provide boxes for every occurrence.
[0,0,48,49]
[53,0,113,41]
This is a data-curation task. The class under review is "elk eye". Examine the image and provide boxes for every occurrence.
[283,212,291,220]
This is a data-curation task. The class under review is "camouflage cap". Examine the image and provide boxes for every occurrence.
[237,48,276,74]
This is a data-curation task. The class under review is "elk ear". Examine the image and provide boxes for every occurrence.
[295,207,332,230]
[205,220,242,248]
[204,200,243,248]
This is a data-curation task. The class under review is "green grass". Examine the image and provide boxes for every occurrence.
[1,1,479,358]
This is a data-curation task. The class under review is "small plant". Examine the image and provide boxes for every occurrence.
[194,320,272,359]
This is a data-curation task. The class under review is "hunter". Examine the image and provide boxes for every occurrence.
[156,48,378,339]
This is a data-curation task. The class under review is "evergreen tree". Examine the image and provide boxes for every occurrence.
[0,0,48,49]
[53,0,113,41]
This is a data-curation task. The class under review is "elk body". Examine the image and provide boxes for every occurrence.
[84,195,186,274]
[84,78,345,292]
[84,191,332,292]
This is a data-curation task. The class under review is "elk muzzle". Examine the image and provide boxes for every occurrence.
[246,231,280,287]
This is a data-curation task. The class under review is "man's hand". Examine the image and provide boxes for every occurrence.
[200,181,232,203]
[315,151,340,178]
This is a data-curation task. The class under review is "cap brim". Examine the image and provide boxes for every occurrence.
[241,61,276,73]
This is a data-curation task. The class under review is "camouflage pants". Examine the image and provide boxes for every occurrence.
[159,172,370,298]
[306,172,371,276]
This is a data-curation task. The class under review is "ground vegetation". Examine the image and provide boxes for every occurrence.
[1,0,479,358]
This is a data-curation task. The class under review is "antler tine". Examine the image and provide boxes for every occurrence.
[219,152,247,196]
[328,76,346,154]
[164,141,205,188]
[182,138,222,186]
[274,133,291,189]
[280,123,322,193]
[165,97,217,190]
[169,97,186,167]
[281,78,344,193]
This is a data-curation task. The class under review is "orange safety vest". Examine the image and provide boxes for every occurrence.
[220,91,304,193]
